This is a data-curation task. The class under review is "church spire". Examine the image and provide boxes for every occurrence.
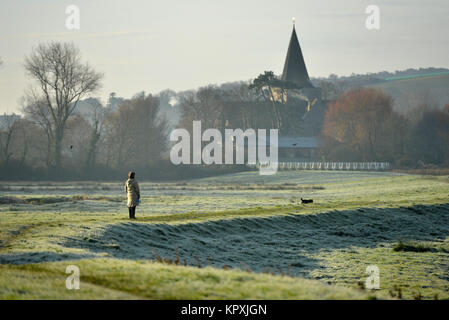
[281,22,313,88]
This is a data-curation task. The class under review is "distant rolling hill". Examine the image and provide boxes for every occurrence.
[365,72,449,112]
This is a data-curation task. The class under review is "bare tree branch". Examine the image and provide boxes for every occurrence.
[23,42,103,167]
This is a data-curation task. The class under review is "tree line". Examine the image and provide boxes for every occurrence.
[1,42,448,180]
[321,88,449,168]
[0,42,169,180]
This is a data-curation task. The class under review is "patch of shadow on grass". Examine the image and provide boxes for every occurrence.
[63,203,449,276]
[392,240,438,252]
[0,251,96,265]
[0,196,25,204]
[0,196,72,205]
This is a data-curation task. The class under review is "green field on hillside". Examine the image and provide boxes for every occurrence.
[367,73,449,109]
[374,73,449,92]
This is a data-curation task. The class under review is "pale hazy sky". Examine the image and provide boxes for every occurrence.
[1,0,448,113]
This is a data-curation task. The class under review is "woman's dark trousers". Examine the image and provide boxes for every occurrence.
[129,206,136,219]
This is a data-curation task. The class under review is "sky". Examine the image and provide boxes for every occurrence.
[0,0,448,114]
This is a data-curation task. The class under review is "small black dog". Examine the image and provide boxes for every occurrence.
[301,198,313,204]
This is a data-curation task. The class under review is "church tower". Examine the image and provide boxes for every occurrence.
[281,22,314,89]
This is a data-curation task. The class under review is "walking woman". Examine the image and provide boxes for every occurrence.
[125,171,140,219]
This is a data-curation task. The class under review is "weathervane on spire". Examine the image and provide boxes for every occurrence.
[292,17,295,27]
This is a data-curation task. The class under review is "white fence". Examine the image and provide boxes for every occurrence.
[249,162,391,171]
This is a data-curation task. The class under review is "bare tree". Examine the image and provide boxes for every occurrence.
[13,119,43,167]
[23,42,103,168]
[1,117,45,167]
[83,98,106,168]
[0,114,20,164]
[103,93,168,169]
[21,93,54,166]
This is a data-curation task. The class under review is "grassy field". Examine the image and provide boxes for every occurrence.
[1,171,448,299]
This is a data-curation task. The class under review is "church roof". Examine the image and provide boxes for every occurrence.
[281,26,313,88]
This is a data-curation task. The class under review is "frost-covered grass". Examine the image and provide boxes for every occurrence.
[0,171,448,299]
[0,258,379,300]
[308,238,449,300]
